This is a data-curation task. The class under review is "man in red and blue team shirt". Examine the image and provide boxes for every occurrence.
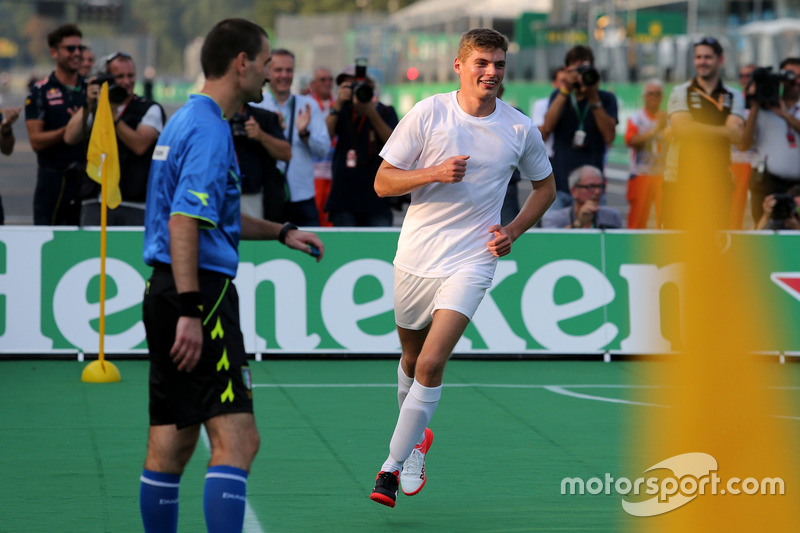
[24,23,87,225]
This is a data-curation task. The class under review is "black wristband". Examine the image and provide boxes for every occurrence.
[178,291,203,317]
[0,127,11,137]
[279,222,298,244]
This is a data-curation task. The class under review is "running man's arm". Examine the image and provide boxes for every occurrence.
[374,156,470,197]
[488,173,556,257]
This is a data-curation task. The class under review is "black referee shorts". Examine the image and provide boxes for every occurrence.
[143,264,253,429]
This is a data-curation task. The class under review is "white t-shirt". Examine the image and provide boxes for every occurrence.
[753,104,800,180]
[380,91,552,278]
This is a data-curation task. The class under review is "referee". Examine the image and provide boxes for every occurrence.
[139,19,324,533]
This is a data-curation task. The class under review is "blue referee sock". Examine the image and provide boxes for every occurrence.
[204,465,249,533]
[140,469,181,533]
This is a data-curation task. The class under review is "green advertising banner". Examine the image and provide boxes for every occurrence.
[1,228,799,357]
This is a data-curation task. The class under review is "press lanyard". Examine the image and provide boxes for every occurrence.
[690,86,725,112]
[571,95,591,132]
[351,108,367,147]
[311,92,332,112]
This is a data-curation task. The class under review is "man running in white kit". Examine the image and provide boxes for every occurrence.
[369,28,556,507]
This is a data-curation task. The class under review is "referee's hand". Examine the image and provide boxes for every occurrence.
[285,229,325,263]
[171,316,203,371]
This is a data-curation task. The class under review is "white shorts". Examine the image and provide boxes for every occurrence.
[393,267,493,330]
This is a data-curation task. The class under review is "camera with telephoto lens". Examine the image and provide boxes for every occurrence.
[90,73,128,105]
[771,193,797,220]
[575,64,600,87]
[352,57,374,103]
[750,66,797,108]
[230,113,247,137]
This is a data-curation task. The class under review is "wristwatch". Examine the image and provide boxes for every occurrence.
[590,101,603,110]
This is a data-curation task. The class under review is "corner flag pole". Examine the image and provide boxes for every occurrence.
[82,81,121,383]
[98,152,108,369]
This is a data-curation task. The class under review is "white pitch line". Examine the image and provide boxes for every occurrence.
[543,385,667,408]
[252,383,663,389]
[253,383,799,420]
[201,427,266,533]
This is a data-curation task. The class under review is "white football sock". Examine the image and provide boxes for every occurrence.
[387,380,441,465]
[397,361,414,410]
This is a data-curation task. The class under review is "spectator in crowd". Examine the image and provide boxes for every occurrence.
[730,62,759,228]
[542,45,618,210]
[624,79,668,228]
[1,105,21,225]
[230,102,292,221]
[309,66,336,226]
[0,106,19,156]
[325,66,398,226]
[65,51,166,225]
[368,28,554,509]
[252,49,330,226]
[663,36,744,229]
[25,23,87,225]
[755,185,800,230]
[531,67,567,164]
[541,165,622,229]
[139,19,324,533]
[739,57,800,224]
[79,45,96,78]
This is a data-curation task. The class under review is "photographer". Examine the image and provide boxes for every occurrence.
[542,45,618,210]
[739,57,800,224]
[324,64,398,226]
[756,185,800,230]
[65,51,165,225]
[230,103,292,221]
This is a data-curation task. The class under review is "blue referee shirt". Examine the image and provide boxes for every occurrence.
[143,93,242,277]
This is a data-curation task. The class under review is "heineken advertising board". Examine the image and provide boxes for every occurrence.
[1,228,798,357]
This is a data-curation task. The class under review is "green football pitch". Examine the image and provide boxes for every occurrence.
[2,359,798,532]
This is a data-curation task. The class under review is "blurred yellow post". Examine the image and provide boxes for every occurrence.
[628,130,800,530]
[82,82,122,384]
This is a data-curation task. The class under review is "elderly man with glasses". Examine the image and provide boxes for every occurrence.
[541,165,622,229]
[64,51,166,225]
[24,23,88,225]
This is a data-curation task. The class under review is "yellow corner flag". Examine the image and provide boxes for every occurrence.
[82,81,122,384]
[86,82,121,209]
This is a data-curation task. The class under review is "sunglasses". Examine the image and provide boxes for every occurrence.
[105,51,133,65]
[62,44,87,53]
[316,76,333,82]
[694,37,723,55]
[574,184,606,191]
